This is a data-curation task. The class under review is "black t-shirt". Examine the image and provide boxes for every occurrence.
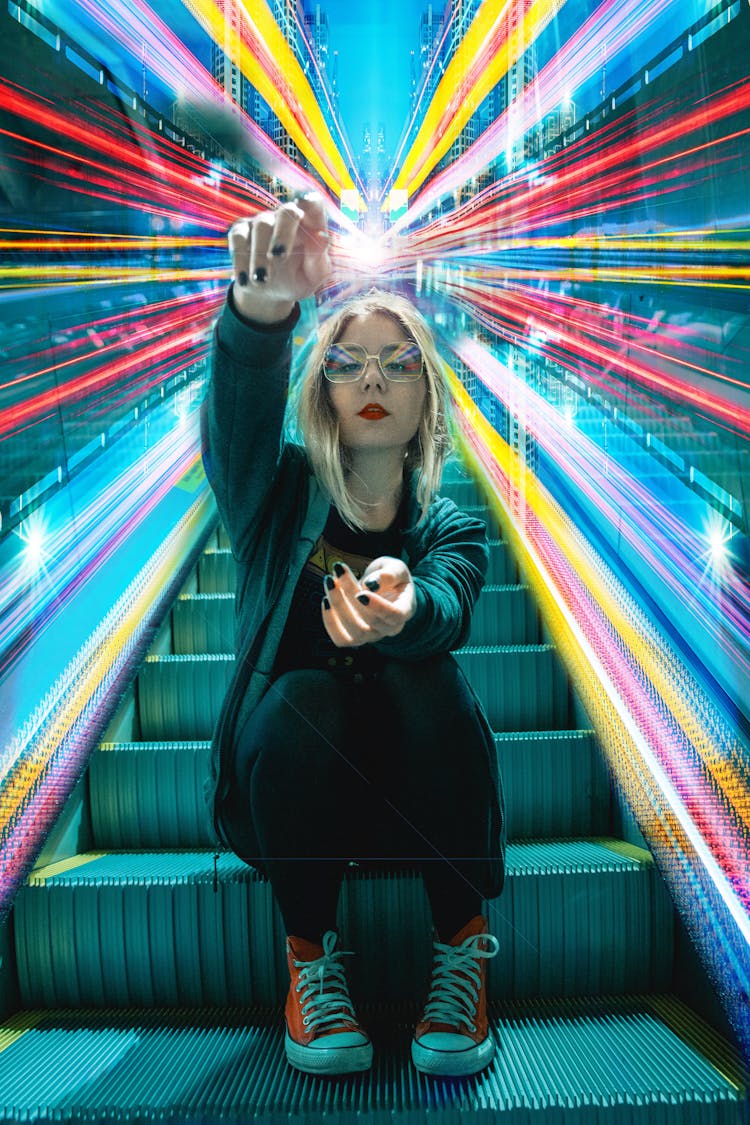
[272,492,409,679]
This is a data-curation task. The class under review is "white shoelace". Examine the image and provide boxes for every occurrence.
[293,930,358,1034]
[421,931,500,1033]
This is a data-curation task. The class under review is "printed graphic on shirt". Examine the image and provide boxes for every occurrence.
[307,534,374,581]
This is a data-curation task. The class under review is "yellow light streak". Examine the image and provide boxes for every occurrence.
[464,266,750,284]
[392,0,564,199]
[0,267,227,287]
[0,237,224,251]
[450,236,750,254]
[0,474,213,842]
[446,366,749,830]
[185,0,356,199]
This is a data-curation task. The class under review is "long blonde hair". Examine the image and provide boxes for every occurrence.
[296,289,453,530]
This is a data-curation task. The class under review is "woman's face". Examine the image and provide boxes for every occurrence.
[326,312,427,457]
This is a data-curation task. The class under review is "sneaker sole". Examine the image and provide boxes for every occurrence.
[285,1030,373,1075]
[411,1034,495,1077]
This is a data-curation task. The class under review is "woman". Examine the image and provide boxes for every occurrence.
[200,194,506,1079]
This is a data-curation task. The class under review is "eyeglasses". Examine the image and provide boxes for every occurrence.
[323,341,424,382]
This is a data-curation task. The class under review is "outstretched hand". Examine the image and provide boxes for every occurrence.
[321,557,416,648]
[228,193,331,324]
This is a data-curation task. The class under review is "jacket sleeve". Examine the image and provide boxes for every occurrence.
[373,497,489,661]
[200,286,301,561]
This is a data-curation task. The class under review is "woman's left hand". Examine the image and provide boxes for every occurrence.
[321,556,416,647]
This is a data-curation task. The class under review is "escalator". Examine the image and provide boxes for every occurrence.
[0,461,746,1122]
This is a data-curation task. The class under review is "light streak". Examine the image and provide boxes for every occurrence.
[449,368,750,1049]
[73,0,337,200]
[391,0,565,200]
[182,0,358,200]
[396,0,675,224]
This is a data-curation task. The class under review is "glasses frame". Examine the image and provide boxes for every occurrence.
[323,341,425,383]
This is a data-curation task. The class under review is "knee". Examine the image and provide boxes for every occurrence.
[247,669,349,784]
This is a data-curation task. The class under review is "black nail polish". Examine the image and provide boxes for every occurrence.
[252,266,267,283]
[323,596,330,610]
[357,593,370,606]
[270,244,287,257]
[333,562,346,578]
[238,271,248,287]
[324,575,335,591]
[364,578,379,591]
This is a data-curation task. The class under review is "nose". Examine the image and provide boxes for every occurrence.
[361,355,385,390]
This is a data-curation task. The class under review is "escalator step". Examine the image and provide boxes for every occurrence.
[138,642,570,741]
[88,730,608,849]
[171,584,540,654]
[497,729,610,839]
[89,742,216,849]
[486,540,517,584]
[15,841,673,1008]
[173,594,235,654]
[198,539,517,594]
[0,996,744,1123]
[470,585,541,645]
[455,646,571,730]
[197,549,237,594]
[440,478,488,507]
[138,655,234,741]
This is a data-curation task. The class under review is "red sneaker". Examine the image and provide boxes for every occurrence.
[412,915,500,1077]
[284,930,373,1075]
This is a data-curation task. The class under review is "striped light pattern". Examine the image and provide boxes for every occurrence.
[389,0,565,202]
[181,0,358,201]
[387,0,676,225]
[0,436,216,923]
[446,365,750,1058]
[71,0,361,203]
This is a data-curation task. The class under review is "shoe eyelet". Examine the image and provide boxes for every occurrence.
[302,1016,309,1025]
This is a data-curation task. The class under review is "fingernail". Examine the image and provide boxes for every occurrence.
[356,594,370,606]
[333,562,346,577]
[324,575,335,591]
[323,596,330,610]
[364,578,379,591]
[238,271,248,287]
[270,244,286,257]
[252,266,267,283]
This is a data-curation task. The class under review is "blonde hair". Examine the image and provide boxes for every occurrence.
[296,289,454,530]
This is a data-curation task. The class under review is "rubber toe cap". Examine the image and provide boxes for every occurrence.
[309,1030,370,1049]
[416,1031,475,1052]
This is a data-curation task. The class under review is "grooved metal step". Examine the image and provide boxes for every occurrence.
[15,841,673,1008]
[137,640,571,741]
[171,584,541,653]
[197,539,518,593]
[0,997,745,1124]
[455,646,571,730]
[496,730,610,839]
[88,730,609,849]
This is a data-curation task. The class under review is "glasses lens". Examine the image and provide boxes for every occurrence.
[324,343,365,381]
[380,342,423,379]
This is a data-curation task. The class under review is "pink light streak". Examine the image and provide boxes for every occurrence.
[397,0,678,227]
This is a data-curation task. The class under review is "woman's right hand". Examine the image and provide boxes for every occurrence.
[228,193,332,324]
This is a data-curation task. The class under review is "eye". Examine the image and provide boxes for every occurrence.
[329,361,360,374]
[325,344,364,377]
[382,343,423,376]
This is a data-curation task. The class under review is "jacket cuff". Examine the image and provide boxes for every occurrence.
[217,284,301,364]
[373,582,435,661]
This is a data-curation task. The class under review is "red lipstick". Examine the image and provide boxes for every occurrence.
[358,403,389,419]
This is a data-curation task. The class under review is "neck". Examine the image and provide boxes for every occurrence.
[345,448,405,524]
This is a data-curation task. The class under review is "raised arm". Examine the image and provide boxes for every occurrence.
[200,195,331,560]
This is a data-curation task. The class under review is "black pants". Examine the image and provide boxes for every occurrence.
[229,652,503,944]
